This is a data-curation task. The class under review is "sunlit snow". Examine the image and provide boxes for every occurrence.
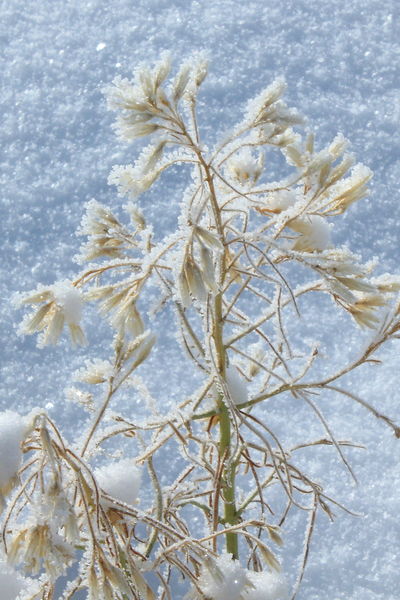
[1,1,399,599]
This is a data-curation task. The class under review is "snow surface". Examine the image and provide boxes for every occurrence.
[0,557,24,600]
[1,1,399,598]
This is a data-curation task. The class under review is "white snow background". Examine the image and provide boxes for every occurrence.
[1,0,399,598]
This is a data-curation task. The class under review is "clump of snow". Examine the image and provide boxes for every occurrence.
[51,281,83,325]
[226,148,263,185]
[0,409,42,506]
[246,570,289,600]
[226,364,248,406]
[0,558,24,600]
[196,554,289,600]
[266,190,296,213]
[290,215,332,252]
[197,553,249,600]
[74,358,114,385]
[0,411,28,494]
[94,458,141,505]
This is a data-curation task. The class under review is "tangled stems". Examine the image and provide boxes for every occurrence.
[6,56,400,600]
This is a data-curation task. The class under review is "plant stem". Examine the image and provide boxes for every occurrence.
[80,379,114,457]
[218,398,239,557]
[184,118,240,557]
[144,456,163,557]
[214,282,238,558]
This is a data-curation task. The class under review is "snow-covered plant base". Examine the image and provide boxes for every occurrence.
[1,56,399,599]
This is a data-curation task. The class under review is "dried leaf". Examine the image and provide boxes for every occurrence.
[258,543,281,572]
[200,246,218,292]
[336,276,376,293]
[266,524,284,547]
[24,303,53,333]
[195,226,224,252]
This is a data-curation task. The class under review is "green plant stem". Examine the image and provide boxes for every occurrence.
[144,456,163,557]
[183,119,240,557]
[218,400,238,557]
[214,290,239,558]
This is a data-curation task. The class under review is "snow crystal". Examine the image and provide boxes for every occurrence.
[94,458,141,506]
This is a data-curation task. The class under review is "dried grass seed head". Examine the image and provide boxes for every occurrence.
[19,281,86,346]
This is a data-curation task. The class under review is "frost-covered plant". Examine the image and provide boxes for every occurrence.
[2,56,400,600]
